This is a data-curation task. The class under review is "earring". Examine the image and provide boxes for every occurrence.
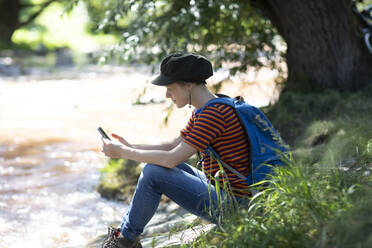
[188,92,192,108]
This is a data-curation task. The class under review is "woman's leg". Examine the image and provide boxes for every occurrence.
[175,162,207,179]
[120,163,221,241]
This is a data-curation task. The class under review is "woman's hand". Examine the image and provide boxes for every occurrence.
[101,138,127,159]
[111,133,132,147]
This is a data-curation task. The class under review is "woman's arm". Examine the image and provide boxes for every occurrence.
[101,138,197,168]
[131,136,183,151]
[111,133,182,151]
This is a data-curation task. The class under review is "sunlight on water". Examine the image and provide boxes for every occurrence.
[0,67,187,248]
[0,141,126,248]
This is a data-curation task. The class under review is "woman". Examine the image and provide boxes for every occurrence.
[101,53,251,248]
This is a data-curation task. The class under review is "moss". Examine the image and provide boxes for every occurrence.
[97,154,200,202]
[264,86,372,146]
[264,87,372,166]
[97,159,142,202]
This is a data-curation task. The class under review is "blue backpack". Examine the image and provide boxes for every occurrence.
[200,95,289,189]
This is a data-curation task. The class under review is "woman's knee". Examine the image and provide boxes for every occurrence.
[141,163,169,178]
[137,163,172,189]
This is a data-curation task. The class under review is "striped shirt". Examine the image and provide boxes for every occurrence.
[180,103,251,198]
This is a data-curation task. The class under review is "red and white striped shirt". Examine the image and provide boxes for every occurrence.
[180,103,251,198]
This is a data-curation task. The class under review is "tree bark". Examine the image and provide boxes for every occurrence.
[0,0,20,43]
[0,0,57,44]
[256,0,372,91]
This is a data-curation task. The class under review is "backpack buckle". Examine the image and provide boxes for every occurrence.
[234,96,244,102]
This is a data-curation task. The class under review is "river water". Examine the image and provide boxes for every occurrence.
[0,65,278,248]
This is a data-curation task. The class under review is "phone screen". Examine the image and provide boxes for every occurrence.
[98,127,111,140]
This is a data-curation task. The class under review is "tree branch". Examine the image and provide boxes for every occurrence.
[19,3,41,8]
[250,0,286,39]
[16,0,59,28]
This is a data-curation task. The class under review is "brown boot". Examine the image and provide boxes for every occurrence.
[101,226,142,248]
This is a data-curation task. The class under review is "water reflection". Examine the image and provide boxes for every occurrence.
[0,140,125,248]
[0,67,181,248]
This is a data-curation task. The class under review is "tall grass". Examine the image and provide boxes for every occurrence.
[96,89,372,247]
[189,89,372,247]
[193,154,372,248]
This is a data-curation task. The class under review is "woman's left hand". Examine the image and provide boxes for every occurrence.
[101,138,126,159]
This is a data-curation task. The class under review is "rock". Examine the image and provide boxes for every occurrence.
[97,159,142,202]
[0,57,23,76]
[140,202,215,248]
[141,223,215,248]
[81,202,214,248]
[55,47,74,67]
[142,203,195,237]
[95,160,214,247]
[35,43,49,56]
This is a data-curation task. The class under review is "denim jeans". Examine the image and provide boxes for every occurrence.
[120,163,241,241]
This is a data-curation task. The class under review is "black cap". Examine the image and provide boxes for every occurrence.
[151,53,213,86]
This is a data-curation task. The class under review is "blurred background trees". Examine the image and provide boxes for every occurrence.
[82,0,372,92]
[0,0,63,43]
[84,0,282,79]
[1,0,372,93]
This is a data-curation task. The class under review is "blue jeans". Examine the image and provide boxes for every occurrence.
[120,163,241,241]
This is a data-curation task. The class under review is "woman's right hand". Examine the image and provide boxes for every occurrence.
[111,133,132,147]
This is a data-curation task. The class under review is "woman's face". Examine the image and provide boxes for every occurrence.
[165,82,191,108]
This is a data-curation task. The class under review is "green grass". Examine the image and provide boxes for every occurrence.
[189,88,372,247]
[97,88,372,247]
[195,159,372,248]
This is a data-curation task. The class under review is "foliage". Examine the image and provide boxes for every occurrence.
[81,0,284,74]
[0,0,60,43]
[10,1,117,51]
[95,90,372,247]
[187,89,372,247]
[264,85,372,146]
[326,187,372,247]
[97,158,142,202]
[195,158,372,248]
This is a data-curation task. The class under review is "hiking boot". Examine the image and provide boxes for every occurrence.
[102,226,142,248]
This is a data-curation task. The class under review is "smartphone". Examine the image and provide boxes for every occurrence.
[98,127,111,140]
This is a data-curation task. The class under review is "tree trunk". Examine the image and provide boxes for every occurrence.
[256,0,372,91]
[0,0,21,43]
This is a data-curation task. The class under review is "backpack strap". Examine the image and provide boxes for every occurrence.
[206,145,258,196]
[205,145,247,182]
[200,95,257,195]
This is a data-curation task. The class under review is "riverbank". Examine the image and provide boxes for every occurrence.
[0,62,280,247]
[97,87,372,247]
[0,64,189,248]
